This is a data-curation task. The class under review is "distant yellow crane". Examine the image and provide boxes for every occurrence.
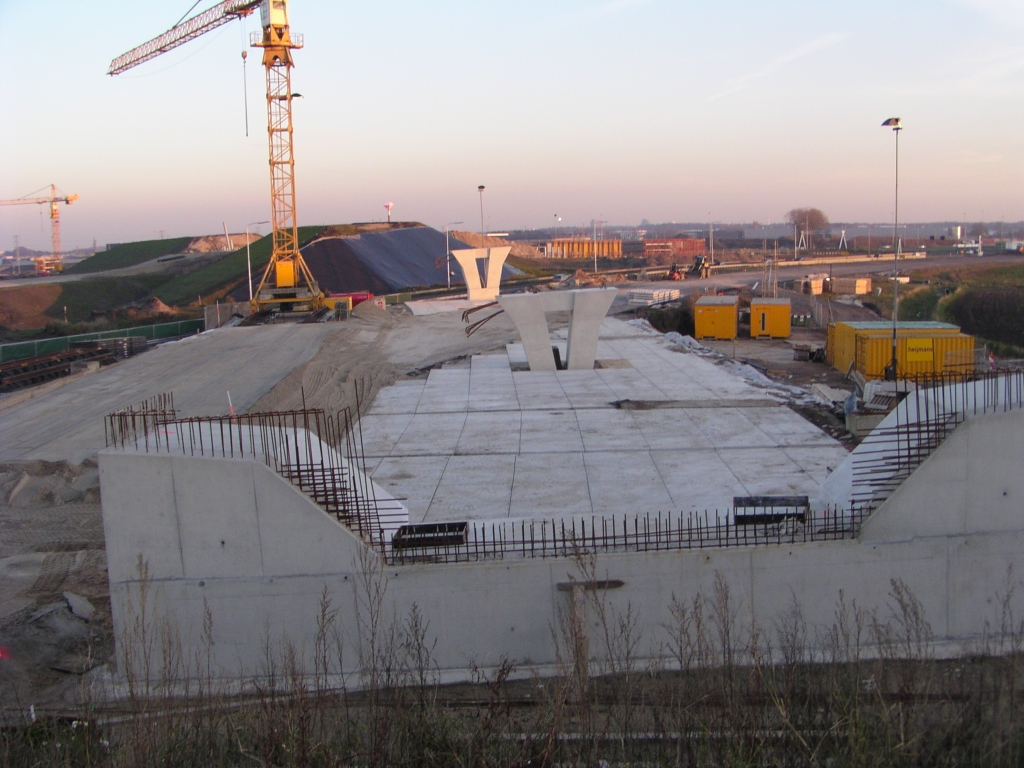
[108,0,322,312]
[0,184,79,266]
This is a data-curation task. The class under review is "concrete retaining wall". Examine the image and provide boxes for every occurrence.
[100,408,1024,684]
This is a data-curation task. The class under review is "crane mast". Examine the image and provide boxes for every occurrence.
[108,0,322,313]
[0,184,79,264]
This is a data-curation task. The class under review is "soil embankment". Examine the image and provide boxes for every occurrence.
[251,301,518,418]
[451,230,542,258]
[0,284,62,330]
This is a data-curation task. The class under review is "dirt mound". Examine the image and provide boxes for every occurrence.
[320,222,424,238]
[0,284,61,329]
[351,299,392,323]
[183,233,259,253]
[132,296,175,316]
[452,230,542,258]
[567,269,609,288]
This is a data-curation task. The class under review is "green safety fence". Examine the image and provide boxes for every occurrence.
[0,319,205,364]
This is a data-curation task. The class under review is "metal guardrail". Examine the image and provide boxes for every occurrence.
[0,319,203,363]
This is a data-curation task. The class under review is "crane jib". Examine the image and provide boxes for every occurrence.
[108,0,262,75]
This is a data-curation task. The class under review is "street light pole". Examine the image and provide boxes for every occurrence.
[882,117,902,381]
[246,220,270,301]
[444,221,463,290]
[477,185,486,235]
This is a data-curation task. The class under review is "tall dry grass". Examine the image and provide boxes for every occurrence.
[3,555,1023,767]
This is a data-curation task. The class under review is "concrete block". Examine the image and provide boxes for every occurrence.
[173,458,264,580]
[252,462,367,577]
[100,452,184,583]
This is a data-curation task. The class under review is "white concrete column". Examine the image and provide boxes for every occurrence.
[498,288,616,372]
[566,288,617,370]
[452,246,512,302]
[497,292,568,371]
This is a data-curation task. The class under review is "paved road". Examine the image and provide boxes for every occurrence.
[0,324,334,464]
[649,252,1023,292]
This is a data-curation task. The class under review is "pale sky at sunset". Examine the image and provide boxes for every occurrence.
[1,0,1022,251]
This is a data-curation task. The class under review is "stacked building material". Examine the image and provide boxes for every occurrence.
[627,288,681,306]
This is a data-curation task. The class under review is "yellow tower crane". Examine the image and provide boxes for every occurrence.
[108,0,322,313]
[0,185,79,270]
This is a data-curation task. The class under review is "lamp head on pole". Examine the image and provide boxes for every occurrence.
[882,117,902,132]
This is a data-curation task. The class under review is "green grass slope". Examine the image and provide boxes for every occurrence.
[66,237,193,274]
[43,276,169,323]
[153,226,327,306]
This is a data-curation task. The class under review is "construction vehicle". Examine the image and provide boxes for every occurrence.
[686,254,711,279]
[108,0,323,314]
[0,185,79,268]
[33,256,64,276]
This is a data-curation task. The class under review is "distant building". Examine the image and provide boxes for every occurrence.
[643,238,706,259]
[544,238,622,259]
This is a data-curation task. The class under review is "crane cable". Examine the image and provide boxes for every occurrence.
[171,1,205,31]
[240,16,249,136]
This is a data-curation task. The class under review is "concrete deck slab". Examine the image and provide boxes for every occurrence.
[510,453,593,518]
[649,450,748,512]
[370,456,450,522]
[456,411,522,455]
[391,412,468,456]
[356,317,850,522]
[582,450,675,513]
[519,410,586,453]
[424,454,517,520]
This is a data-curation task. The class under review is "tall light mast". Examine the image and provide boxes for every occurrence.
[108,0,322,313]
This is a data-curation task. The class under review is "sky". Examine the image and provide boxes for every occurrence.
[1,0,1023,251]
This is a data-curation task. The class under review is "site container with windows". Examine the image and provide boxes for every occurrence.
[749,298,791,339]
[694,295,739,340]
[826,321,974,379]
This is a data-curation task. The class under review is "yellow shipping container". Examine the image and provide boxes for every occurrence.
[827,321,962,375]
[854,333,975,379]
[322,296,353,313]
[749,298,791,338]
[694,295,738,340]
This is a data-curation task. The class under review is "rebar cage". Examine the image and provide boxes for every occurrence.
[104,395,405,541]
